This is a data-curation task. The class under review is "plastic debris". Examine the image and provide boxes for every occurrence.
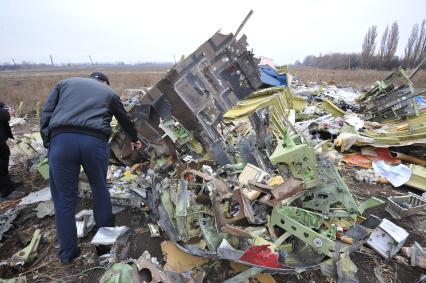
[372,161,412,187]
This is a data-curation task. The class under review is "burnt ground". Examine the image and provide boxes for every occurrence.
[0,164,425,282]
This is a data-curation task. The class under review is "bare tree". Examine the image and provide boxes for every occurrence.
[361,25,377,68]
[404,23,419,67]
[378,22,399,68]
[378,25,389,66]
[412,19,426,66]
[384,22,399,65]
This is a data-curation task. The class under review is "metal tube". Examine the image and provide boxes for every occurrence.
[234,10,254,38]
[409,57,426,80]
[390,151,426,166]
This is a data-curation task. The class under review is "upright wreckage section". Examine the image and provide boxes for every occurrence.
[111,30,263,166]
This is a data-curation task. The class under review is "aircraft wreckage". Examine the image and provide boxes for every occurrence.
[3,11,426,282]
[105,11,385,279]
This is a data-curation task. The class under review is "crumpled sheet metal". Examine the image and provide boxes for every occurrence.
[406,164,426,191]
[135,252,174,283]
[249,178,306,206]
[99,262,142,283]
[223,87,293,121]
[0,206,22,241]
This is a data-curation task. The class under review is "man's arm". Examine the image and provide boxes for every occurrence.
[109,94,138,142]
[40,84,60,148]
[0,107,11,122]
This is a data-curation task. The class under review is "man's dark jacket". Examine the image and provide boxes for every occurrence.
[40,77,137,148]
[0,102,13,143]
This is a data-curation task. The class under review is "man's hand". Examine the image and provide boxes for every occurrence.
[5,106,14,117]
[131,140,142,151]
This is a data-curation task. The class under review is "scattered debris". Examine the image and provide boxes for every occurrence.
[1,12,426,282]
[148,224,160,238]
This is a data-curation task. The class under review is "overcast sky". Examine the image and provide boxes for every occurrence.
[0,0,425,65]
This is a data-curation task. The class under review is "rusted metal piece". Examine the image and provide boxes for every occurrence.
[390,151,426,166]
[270,178,305,201]
[234,10,254,38]
[212,188,256,229]
[220,225,252,239]
[248,178,306,206]
[135,255,173,283]
[247,181,273,194]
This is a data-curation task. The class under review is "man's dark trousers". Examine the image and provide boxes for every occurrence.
[0,141,13,194]
[48,133,112,260]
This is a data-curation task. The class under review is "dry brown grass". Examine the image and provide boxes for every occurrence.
[0,68,166,115]
[290,67,426,89]
[1,67,425,116]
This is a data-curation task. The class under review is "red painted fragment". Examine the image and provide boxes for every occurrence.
[240,245,283,268]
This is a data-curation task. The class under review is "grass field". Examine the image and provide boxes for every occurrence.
[290,67,426,89]
[0,68,166,115]
[1,67,425,115]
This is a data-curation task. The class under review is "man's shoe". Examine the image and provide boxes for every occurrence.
[60,248,81,265]
[5,190,26,199]
[0,184,14,198]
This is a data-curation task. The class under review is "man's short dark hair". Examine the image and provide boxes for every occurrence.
[89,72,110,85]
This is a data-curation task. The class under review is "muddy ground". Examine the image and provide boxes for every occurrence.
[0,120,425,282]
[1,161,425,282]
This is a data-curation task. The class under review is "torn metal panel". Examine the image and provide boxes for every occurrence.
[198,218,223,251]
[135,252,173,283]
[406,164,426,191]
[112,31,263,165]
[271,208,338,258]
[408,242,426,269]
[161,241,209,272]
[300,158,361,218]
[99,262,142,283]
[269,133,319,189]
[0,206,23,241]
[220,225,252,239]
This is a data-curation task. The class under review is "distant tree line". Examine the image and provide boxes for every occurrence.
[0,62,172,71]
[296,19,426,70]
